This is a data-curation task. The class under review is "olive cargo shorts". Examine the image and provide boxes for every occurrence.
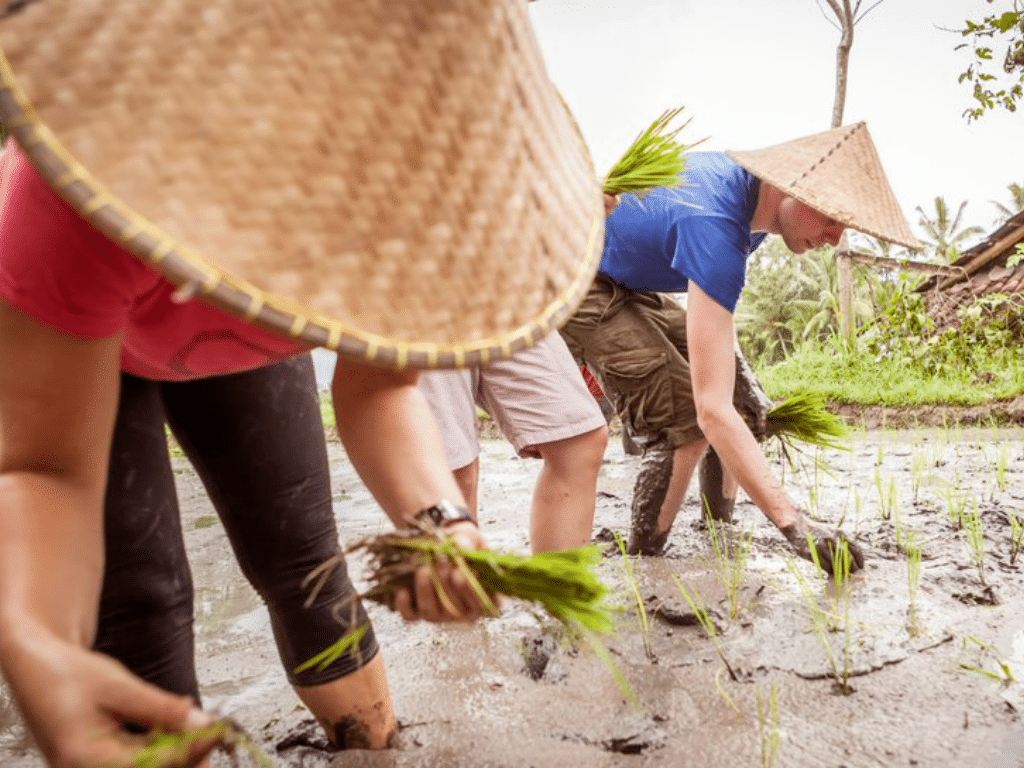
[560,274,706,450]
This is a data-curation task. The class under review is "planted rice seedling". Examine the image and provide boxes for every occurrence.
[1009,512,1024,566]
[756,681,781,768]
[874,468,897,521]
[786,551,855,695]
[905,530,923,638]
[603,106,694,197]
[673,576,740,710]
[946,487,967,531]
[995,441,1011,496]
[615,533,655,662]
[704,507,755,620]
[961,499,988,586]
[959,635,1015,686]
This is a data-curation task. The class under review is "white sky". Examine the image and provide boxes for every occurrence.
[529,0,1023,240]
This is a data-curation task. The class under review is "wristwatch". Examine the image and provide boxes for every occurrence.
[414,499,475,528]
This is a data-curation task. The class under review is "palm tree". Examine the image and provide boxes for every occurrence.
[991,182,1024,224]
[915,196,985,263]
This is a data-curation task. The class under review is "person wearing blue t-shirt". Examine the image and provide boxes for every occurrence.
[561,122,919,573]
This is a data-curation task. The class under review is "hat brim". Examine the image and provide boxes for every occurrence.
[0,0,604,369]
[727,122,919,250]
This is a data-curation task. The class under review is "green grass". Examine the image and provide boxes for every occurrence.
[759,341,1024,407]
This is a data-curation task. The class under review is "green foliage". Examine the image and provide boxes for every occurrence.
[915,196,985,263]
[956,2,1024,121]
[737,240,867,366]
[759,277,1024,408]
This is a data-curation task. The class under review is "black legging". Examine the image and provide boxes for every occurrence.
[92,354,377,702]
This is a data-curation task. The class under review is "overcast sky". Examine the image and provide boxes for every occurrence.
[529,0,1023,241]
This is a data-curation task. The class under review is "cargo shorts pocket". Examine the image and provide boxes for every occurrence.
[597,350,675,437]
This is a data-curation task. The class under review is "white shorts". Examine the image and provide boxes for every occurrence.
[418,332,606,468]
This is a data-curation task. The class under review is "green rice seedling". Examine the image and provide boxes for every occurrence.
[905,531,923,638]
[704,506,755,620]
[995,442,1011,496]
[959,635,1015,686]
[786,555,853,694]
[946,487,967,531]
[131,718,275,768]
[300,525,631,701]
[762,393,850,458]
[891,486,904,550]
[911,446,928,503]
[673,575,739,710]
[962,499,988,586]
[756,682,781,768]
[1009,511,1024,566]
[604,106,693,197]
[874,469,897,521]
[309,528,616,633]
[614,533,655,662]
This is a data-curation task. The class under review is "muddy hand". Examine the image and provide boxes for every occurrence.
[780,518,865,575]
[394,521,500,623]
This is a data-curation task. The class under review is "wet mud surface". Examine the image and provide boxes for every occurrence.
[5,426,1024,767]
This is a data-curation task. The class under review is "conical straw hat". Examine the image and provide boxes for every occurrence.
[727,122,919,250]
[0,0,603,369]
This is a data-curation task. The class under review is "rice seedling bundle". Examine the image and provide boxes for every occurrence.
[351,528,615,633]
[603,106,693,197]
[763,392,849,452]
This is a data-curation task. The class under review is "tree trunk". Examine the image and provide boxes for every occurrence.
[830,2,854,128]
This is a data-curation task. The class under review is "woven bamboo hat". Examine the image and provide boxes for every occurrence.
[727,122,919,249]
[0,0,604,369]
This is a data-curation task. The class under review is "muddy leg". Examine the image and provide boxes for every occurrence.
[627,447,675,555]
[698,448,735,523]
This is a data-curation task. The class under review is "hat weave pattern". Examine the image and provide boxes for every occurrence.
[0,0,603,368]
[727,122,919,250]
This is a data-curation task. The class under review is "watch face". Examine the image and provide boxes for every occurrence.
[417,501,472,527]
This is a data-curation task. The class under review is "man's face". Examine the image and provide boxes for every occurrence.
[776,196,846,254]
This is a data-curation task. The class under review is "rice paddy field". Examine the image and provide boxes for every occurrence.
[4,422,1024,767]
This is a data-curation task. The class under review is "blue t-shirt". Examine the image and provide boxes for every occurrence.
[599,151,767,313]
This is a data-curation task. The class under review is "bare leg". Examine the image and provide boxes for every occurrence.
[529,426,608,552]
[293,653,397,749]
[452,458,480,517]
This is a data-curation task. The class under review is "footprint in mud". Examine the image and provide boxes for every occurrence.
[557,721,668,755]
[520,633,569,682]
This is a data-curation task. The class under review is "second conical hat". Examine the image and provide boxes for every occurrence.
[727,122,919,249]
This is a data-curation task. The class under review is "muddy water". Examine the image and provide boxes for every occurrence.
[4,427,1024,767]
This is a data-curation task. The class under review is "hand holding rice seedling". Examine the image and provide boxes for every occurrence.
[350,526,616,633]
[130,717,275,768]
[603,106,695,197]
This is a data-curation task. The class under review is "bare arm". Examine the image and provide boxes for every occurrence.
[684,284,800,529]
[0,300,214,768]
[331,357,492,622]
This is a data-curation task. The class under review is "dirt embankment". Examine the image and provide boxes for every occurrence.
[832,395,1024,430]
